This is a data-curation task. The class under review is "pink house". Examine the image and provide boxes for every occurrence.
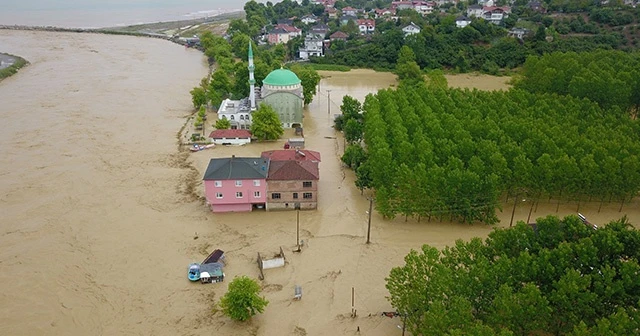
[203,156,270,212]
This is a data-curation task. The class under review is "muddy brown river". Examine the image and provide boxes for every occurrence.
[1,30,638,336]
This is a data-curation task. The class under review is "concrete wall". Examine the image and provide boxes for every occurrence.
[211,203,252,213]
[266,179,318,210]
[205,178,267,212]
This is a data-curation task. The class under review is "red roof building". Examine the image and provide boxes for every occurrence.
[261,149,321,210]
[209,129,251,145]
[261,149,321,162]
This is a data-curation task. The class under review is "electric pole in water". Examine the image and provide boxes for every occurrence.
[366,197,373,244]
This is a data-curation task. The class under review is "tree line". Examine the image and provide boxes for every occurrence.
[339,52,640,223]
[386,215,640,335]
[514,50,640,113]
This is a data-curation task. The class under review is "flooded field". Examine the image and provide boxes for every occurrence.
[1,31,638,336]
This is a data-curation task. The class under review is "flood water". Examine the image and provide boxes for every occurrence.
[1,31,639,336]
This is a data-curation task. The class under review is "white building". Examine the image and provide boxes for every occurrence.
[209,129,252,145]
[301,15,317,24]
[299,33,324,60]
[402,22,421,36]
[456,16,472,28]
[357,19,376,34]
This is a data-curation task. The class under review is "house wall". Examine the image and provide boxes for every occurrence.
[210,137,251,145]
[261,92,304,128]
[211,203,252,213]
[204,178,267,212]
[265,180,318,210]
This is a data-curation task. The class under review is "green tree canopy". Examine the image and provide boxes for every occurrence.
[387,215,640,335]
[215,118,231,130]
[250,104,284,140]
[190,87,206,109]
[219,276,269,322]
[290,64,321,105]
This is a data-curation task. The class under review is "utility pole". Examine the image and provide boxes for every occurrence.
[366,197,373,244]
[509,193,519,227]
[295,209,301,252]
[327,90,331,115]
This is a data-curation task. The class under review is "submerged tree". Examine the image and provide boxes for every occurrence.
[214,118,231,130]
[219,276,269,322]
[250,103,284,140]
[290,64,321,105]
[387,215,640,335]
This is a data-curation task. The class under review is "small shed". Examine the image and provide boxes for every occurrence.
[209,129,251,146]
[200,262,225,283]
[288,138,305,149]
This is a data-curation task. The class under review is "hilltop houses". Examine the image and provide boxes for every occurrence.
[299,33,325,59]
[203,150,321,212]
[402,22,421,36]
[267,24,302,44]
[467,0,511,24]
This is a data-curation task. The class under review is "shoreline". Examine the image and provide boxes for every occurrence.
[0,53,29,81]
[0,10,243,49]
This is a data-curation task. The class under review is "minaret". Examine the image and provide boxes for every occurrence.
[248,41,256,110]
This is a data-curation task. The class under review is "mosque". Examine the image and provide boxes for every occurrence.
[217,42,304,130]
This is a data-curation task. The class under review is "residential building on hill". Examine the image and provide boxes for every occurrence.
[402,22,421,36]
[357,19,376,34]
[456,16,472,28]
[342,6,358,16]
[299,33,325,59]
[203,156,269,212]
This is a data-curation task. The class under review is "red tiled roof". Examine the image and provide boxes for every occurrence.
[209,129,251,139]
[261,149,322,162]
[342,6,356,11]
[267,160,319,180]
[330,31,348,38]
[275,24,301,33]
[357,19,375,26]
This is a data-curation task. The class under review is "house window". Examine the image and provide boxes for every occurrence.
[253,180,260,187]
[214,181,222,187]
[254,191,261,198]
[216,193,223,199]
[240,115,244,120]
[303,181,312,188]
[236,192,243,198]
[272,193,281,199]
[230,115,235,121]
[303,192,312,199]
[235,180,242,187]
[293,193,298,199]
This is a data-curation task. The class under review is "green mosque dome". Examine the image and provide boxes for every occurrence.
[263,68,301,86]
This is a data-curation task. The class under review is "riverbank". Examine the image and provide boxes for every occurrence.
[0,11,241,49]
[0,53,28,81]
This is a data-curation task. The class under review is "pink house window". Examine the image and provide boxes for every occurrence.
[254,191,261,198]
[235,180,242,187]
[215,181,222,187]
[216,193,223,199]
[236,192,243,198]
